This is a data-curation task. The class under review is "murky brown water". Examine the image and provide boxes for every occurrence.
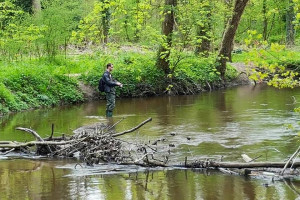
[0,84,300,199]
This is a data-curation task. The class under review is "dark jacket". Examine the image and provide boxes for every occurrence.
[102,71,119,93]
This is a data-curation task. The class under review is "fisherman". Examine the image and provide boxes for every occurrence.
[102,63,123,117]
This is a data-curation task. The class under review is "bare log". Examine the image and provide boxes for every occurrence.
[112,118,152,137]
[185,161,300,169]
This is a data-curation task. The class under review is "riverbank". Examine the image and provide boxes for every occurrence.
[0,50,251,115]
[79,62,251,101]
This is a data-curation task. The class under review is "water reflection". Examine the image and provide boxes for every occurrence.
[0,159,299,200]
[1,85,300,161]
[0,85,300,199]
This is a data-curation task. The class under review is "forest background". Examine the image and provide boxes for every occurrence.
[0,0,300,114]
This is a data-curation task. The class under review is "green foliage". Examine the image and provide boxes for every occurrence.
[80,51,165,97]
[0,23,47,60]
[71,0,159,45]
[79,51,228,96]
[0,0,299,114]
[174,55,220,83]
[71,1,107,44]
[0,0,24,30]
[293,0,300,28]
[12,0,32,13]
[0,0,89,60]
[36,0,86,58]
[242,31,300,88]
[0,60,84,114]
[237,0,288,43]
[0,82,16,110]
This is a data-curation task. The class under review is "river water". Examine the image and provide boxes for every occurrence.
[0,84,299,199]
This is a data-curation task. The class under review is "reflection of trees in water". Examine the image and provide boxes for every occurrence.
[214,90,234,124]
[0,161,299,199]
[0,160,72,199]
[116,95,198,127]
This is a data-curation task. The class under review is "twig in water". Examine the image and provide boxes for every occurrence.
[75,163,83,169]
[106,117,125,131]
[249,155,263,162]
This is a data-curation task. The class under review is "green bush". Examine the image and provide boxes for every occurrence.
[81,52,165,97]
[0,59,84,114]
[80,51,236,96]
[175,56,220,83]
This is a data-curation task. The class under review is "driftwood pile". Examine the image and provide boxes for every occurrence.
[0,118,170,166]
[0,117,300,180]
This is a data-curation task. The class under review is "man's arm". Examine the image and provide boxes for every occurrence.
[103,73,122,87]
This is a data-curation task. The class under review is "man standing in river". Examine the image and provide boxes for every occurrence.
[102,63,123,117]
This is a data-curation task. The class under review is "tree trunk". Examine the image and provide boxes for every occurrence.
[286,0,295,46]
[101,0,111,44]
[134,0,141,42]
[32,0,41,15]
[195,1,212,57]
[156,0,177,75]
[217,0,249,81]
[262,0,268,41]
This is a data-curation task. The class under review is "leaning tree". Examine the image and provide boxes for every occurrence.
[217,0,250,81]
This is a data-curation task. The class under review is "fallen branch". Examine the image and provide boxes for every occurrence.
[0,148,15,155]
[0,140,80,149]
[112,118,152,137]
[16,127,44,141]
[281,145,300,175]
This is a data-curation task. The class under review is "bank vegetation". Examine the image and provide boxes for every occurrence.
[1,0,300,114]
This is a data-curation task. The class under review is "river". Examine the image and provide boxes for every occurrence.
[0,84,299,199]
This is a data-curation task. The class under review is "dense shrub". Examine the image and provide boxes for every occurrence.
[0,60,83,114]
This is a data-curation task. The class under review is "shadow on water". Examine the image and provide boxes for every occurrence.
[0,84,300,199]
